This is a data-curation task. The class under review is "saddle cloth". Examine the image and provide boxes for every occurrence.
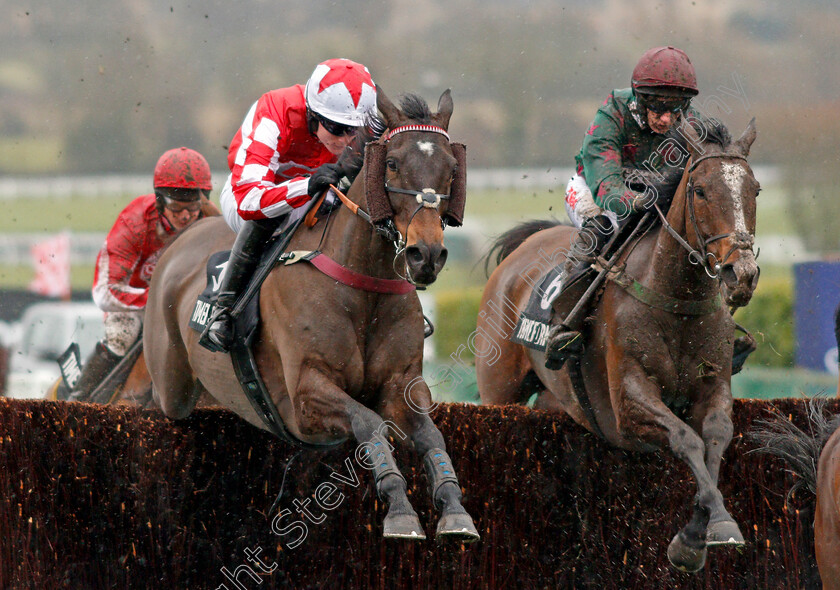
[509,266,565,351]
[188,250,260,339]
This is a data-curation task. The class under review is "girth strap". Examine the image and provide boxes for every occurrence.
[568,357,606,441]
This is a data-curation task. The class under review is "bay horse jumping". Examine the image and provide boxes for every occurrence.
[143,88,479,542]
[751,398,840,590]
[476,118,759,572]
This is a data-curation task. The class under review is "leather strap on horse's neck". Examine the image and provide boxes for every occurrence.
[283,250,415,294]
[605,266,723,316]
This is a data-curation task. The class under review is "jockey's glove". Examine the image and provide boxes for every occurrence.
[308,163,344,198]
[629,189,657,213]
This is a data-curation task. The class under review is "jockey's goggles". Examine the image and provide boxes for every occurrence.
[316,114,356,137]
[639,95,691,115]
[162,195,201,214]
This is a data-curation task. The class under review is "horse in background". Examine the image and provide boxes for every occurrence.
[476,118,759,572]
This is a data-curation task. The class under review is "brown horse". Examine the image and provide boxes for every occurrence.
[751,399,840,590]
[143,88,479,542]
[476,118,759,572]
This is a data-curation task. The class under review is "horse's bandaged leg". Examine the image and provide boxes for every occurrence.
[103,311,143,356]
[422,448,461,509]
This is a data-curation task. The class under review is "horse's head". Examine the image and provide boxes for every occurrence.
[683,118,760,307]
[365,88,466,286]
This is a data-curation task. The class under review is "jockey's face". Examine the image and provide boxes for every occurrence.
[316,121,355,155]
[647,109,678,134]
[160,188,202,231]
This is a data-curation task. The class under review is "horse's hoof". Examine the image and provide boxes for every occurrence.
[706,519,745,547]
[383,512,426,541]
[667,532,707,573]
[435,511,480,543]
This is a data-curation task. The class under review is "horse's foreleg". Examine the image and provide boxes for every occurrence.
[392,403,480,542]
[617,368,742,572]
[694,390,734,486]
[295,370,425,540]
[692,389,743,547]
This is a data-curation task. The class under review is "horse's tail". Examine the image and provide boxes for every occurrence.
[749,397,840,498]
[482,219,563,277]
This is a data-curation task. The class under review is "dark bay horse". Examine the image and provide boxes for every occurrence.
[144,88,479,542]
[751,399,840,590]
[476,118,759,572]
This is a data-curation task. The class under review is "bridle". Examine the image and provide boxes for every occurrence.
[653,153,755,280]
[333,123,455,284]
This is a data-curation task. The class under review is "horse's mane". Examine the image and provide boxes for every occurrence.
[696,118,733,150]
[344,93,434,178]
[398,93,433,123]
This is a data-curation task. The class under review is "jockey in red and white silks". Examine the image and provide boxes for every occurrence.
[201,59,377,353]
[219,59,376,232]
[219,86,337,232]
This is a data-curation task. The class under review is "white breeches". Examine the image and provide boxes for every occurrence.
[564,174,618,229]
[103,311,143,356]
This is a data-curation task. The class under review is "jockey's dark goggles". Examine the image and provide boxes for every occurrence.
[162,196,201,213]
[640,96,691,115]
[316,114,356,137]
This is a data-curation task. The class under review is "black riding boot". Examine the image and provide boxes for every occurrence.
[199,218,279,353]
[68,342,122,402]
[544,214,615,370]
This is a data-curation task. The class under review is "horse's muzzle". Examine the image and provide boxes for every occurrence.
[405,241,448,286]
[720,253,760,308]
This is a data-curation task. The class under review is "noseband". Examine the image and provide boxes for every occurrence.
[654,153,754,279]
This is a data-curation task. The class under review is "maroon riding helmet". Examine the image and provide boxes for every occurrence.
[632,46,699,100]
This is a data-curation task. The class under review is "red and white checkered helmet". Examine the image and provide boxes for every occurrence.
[304,58,377,127]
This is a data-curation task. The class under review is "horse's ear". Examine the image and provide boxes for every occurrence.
[376,86,401,128]
[435,89,454,130]
[733,117,757,157]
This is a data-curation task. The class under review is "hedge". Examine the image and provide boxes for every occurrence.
[0,398,826,589]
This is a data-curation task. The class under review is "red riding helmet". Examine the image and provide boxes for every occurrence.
[153,147,213,193]
[631,46,699,98]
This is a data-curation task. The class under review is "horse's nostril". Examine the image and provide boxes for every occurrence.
[406,246,424,265]
[438,248,448,267]
[720,264,737,288]
[751,266,761,291]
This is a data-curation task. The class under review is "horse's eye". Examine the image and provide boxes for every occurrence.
[386,159,398,172]
[694,186,705,199]
[756,186,762,197]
